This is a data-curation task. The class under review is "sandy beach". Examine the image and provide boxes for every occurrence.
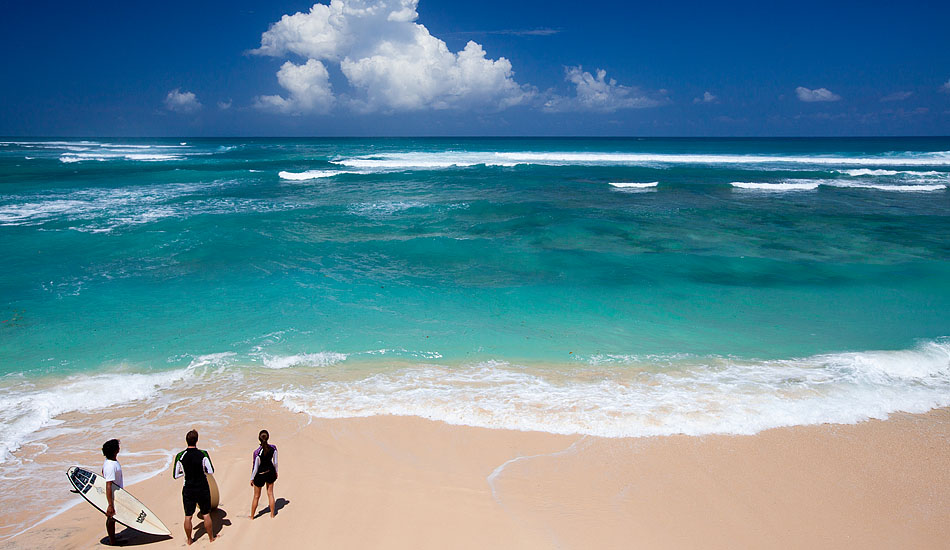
[3,406,947,550]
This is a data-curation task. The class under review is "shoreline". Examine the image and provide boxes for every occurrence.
[2,407,947,549]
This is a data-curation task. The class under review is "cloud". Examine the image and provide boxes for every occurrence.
[164,89,202,113]
[254,59,335,114]
[543,67,665,113]
[252,0,533,113]
[795,86,841,102]
[693,91,718,104]
[880,91,913,102]
[217,99,233,110]
[941,79,950,93]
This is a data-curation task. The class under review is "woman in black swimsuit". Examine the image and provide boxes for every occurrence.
[249,429,278,519]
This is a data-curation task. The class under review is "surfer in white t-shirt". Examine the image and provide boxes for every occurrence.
[101,438,123,546]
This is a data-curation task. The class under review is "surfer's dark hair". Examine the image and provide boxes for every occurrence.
[259,430,273,459]
[102,439,120,460]
[186,429,199,446]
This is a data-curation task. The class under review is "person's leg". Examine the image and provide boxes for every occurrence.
[250,485,262,519]
[200,492,215,542]
[106,516,116,545]
[183,515,193,546]
[266,483,276,518]
[203,512,215,542]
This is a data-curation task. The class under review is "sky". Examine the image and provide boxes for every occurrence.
[1,0,949,137]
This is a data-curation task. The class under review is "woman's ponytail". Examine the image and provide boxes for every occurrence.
[259,429,273,459]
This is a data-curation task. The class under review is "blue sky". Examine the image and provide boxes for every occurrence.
[1,0,948,136]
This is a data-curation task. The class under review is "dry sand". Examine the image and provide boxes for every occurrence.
[3,406,948,549]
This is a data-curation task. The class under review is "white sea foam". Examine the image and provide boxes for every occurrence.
[0,180,235,230]
[729,179,946,192]
[60,152,183,163]
[252,340,950,438]
[278,169,345,180]
[608,181,659,188]
[0,200,89,224]
[349,201,427,216]
[1,140,198,163]
[0,367,196,459]
[840,169,944,177]
[827,181,947,192]
[730,181,820,191]
[333,151,519,171]
[261,352,348,369]
[492,151,950,166]
[330,150,950,171]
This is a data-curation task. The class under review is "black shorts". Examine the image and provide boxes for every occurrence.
[182,486,211,516]
[253,469,277,488]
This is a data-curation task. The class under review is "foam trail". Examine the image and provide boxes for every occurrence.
[609,182,659,188]
[349,201,427,216]
[731,181,820,191]
[494,151,950,166]
[840,169,944,177]
[331,151,950,172]
[828,182,947,192]
[487,437,588,503]
[278,170,345,180]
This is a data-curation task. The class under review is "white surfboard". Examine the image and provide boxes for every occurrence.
[67,466,171,536]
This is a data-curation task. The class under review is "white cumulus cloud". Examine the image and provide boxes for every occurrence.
[693,91,718,104]
[543,67,665,113]
[164,89,202,113]
[252,0,533,113]
[941,79,950,93]
[795,86,841,103]
[254,59,335,114]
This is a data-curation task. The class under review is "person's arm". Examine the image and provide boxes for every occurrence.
[272,447,278,478]
[103,462,117,517]
[250,449,261,480]
[172,451,185,479]
[105,481,115,517]
[201,450,214,475]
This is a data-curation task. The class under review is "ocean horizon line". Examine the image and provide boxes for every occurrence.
[4,134,950,140]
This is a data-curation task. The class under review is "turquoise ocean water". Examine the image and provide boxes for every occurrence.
[2,137,950,535]
[1,137,950,457]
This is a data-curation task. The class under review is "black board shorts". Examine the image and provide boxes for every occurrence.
[253,469,277,488]
[182,486,211,516]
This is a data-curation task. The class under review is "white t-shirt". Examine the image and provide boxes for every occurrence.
[102,459,123,489]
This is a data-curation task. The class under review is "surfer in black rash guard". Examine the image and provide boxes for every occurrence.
[172,430,217,545]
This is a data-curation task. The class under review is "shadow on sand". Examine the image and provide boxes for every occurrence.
[192,508,230,543]
[253,498,290,519]
[99,528,172,546]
